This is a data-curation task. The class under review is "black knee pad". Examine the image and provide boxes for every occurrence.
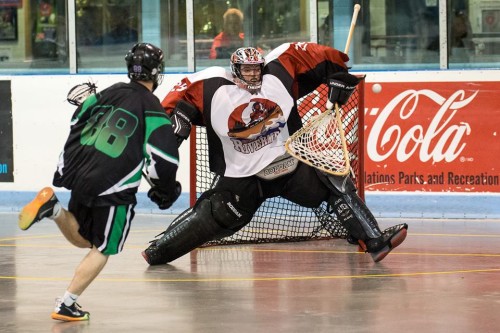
[208,191,253,231]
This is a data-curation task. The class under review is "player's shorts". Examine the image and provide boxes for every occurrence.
[68,197,135,255]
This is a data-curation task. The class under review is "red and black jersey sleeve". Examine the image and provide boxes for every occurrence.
[265,42,350,99]
[161,67,233,126]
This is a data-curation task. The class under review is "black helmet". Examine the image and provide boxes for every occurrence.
[125,43,164,91]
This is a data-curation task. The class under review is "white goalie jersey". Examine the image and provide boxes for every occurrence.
[161,42,351,178]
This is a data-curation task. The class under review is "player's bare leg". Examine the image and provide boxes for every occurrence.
[18,187,90,248]
[51,247,108,322]
[53,209,91,248]
[67,247,108,295]
[19,188,98,321]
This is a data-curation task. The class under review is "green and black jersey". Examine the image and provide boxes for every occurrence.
[53,81,179,207]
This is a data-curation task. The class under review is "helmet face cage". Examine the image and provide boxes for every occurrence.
[125,43,165,90]
[230,47,265,91]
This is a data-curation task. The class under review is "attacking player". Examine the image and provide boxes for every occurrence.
[18,43,181,321]
[142,43,408,266]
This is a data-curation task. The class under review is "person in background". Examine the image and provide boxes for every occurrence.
[209,8,245,59]
[18,43,180,321]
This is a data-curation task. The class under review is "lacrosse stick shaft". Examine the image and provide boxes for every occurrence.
[142,171,154,187]
[334,102,351,174]
[326,4,361,111]
[344,4,361,54]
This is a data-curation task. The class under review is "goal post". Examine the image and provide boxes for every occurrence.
[190,78,365,246]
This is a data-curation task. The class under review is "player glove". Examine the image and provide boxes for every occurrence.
[148,181,182,210]
[171,100,199,147]
[327,72,361,107]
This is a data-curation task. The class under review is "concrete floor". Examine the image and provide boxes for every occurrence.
[1,212,500,333]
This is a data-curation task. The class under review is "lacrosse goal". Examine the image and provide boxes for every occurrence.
[190,78,365,246]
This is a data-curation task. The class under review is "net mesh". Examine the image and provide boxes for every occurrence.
[286,105,350,176]
[193,83,363,246]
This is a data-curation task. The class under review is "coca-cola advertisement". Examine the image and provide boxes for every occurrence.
[365,82,499,193]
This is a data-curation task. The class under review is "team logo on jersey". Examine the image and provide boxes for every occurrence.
[228,98,285,153]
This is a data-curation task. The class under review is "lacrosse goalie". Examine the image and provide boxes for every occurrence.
[142,43,408,266]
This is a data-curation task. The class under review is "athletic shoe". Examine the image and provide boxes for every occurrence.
[18,187,59,231]
[51,298,90,322]
[359,223,408,262]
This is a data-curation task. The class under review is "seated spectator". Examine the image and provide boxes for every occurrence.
[209,8,244,59]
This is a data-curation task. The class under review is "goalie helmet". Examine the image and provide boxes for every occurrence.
[125,43,164,91]
[230,47,265,92]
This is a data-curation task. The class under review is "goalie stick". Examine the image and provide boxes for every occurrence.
[285,4,361,176]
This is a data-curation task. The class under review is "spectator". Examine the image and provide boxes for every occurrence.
[209,8,244,59]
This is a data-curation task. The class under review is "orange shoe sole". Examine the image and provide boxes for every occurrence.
[18,187,55,230]
[51,312,90,321]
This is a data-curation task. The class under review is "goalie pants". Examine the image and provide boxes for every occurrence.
[214,161,331,214]
[213,163,382,242]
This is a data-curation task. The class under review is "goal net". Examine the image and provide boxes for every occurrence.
[190,79,365,246]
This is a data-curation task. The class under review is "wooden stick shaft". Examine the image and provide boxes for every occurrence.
[344,4,361,54]
[326,4,361,111]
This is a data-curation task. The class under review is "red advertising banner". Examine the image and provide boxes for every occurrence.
[364,81,499,193]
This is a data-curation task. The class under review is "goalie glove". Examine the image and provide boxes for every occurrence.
[170,100,199,147]
[326,72,361,108]
[148,181,182,210]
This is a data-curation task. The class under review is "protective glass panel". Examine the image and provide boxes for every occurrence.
[448,0,500,68]
[76,0,187,73]
[319,0,440,70]
[193,0,311,69]
[76,1,140,73]
[0,0,68,74]
[160,0,188,71]
[318,0,499,70]
[0,0,498,74]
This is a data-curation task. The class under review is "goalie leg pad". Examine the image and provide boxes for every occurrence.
[323,173,358,195]
[316,172,382,240]
[330,193,408,262]
[329,194,382,240]
[142,190,253,265]
[317,172,408,262]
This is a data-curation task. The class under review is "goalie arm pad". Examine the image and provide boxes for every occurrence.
[170,100,199,146]
[326,72,361,108]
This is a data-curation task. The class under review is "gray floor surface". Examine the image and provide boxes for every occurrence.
[1,212,499,333]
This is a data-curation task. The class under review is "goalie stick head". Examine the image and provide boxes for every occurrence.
[66,81,97,106]
[125,42,165,92]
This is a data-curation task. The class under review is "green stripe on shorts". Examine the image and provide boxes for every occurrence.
[103,205,129,255]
